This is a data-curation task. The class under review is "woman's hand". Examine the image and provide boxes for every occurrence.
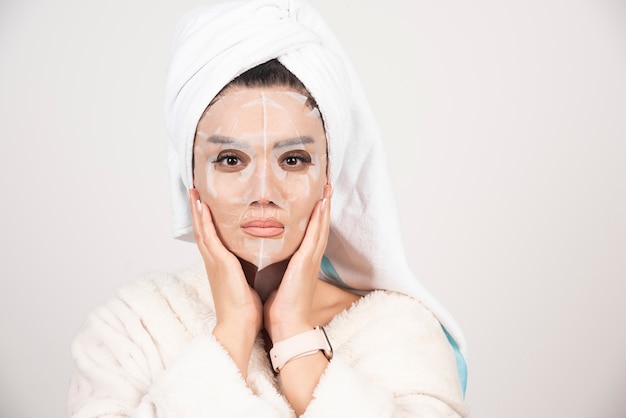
[264,184,333,342]
[188,188,262,378]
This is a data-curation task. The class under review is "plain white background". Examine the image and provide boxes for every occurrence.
[1,0,625,417]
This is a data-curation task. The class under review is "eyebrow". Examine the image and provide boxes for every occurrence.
[205,135,315,149]
[273,136,315,149]
[205,135,249,148]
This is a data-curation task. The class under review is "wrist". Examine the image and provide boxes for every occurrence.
[269,326,333,373]
[267,321,312,343]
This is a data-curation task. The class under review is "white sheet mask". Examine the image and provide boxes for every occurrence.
[193,87,327,269]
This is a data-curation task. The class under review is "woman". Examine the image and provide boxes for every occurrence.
[68,1,468,416]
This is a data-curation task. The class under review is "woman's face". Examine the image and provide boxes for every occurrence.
[193,87,328,269]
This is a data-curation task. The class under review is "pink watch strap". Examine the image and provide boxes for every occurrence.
[269,326,333,373]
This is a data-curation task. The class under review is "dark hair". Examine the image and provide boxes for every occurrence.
[231,59,306,90]
[213,59,319,109]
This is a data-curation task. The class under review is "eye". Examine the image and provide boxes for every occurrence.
[212,150,249,172]
[279,151,313,171]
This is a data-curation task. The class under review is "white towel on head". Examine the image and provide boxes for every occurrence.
[164,0,467,356]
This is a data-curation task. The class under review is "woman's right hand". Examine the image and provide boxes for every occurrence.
[189,188,262,378]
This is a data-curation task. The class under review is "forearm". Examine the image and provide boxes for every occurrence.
[212,322,257,378]
[278,351,328,416]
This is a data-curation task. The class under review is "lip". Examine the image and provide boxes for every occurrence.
[241,219,285,238]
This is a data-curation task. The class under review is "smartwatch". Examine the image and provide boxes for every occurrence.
[269,326,333,373]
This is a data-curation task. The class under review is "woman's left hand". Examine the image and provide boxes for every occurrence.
[264,184,332,343]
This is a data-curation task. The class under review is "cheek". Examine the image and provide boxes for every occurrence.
[271,155,325,203]
[203,161,256,206]
[292,155,325,202]
[281,162,326,231]
[199,164,256,234]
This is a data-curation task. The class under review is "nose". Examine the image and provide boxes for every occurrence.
[255,198,272,206]
[248,160,280,206]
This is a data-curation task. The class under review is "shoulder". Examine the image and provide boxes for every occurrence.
[325,289,453,360]
[326,289,460,380]
[330,290,443,337]
[90,266,213,328]
[324,290,466,409]
[113,265,214,317]
[71,266,216,366]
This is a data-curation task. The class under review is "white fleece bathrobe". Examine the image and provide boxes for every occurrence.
[68,0,469,416]
[68,267,467,417]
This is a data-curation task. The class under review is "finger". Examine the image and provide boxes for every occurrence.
[307,184,332,263]
[291,183,332,265]
[188,188,205,244]
[307,184,333,256]
[188,189,227,259]
[317,183,332,255]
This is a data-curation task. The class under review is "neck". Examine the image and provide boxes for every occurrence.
[238,257,290,301]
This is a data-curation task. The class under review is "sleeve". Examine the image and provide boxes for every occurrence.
[67,289,293,418]
[131,336,292,418]
[301,292,469,418]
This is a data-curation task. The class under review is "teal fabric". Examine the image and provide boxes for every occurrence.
[321,256,467,397]
[442,326,468,397]
[320,256,349,287]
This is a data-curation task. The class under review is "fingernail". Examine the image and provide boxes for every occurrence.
[320,198,328,211]
[196,199,203,213]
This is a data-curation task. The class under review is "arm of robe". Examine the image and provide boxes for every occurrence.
[300,291,469,418]
[67,275,293,418]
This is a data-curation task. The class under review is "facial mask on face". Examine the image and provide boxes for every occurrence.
[193,88,328,274]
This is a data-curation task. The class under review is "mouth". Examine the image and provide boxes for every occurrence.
[241,219,285,238]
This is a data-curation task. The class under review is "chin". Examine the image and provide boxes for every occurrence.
[234,249,289,270]
[226,233,303,269]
